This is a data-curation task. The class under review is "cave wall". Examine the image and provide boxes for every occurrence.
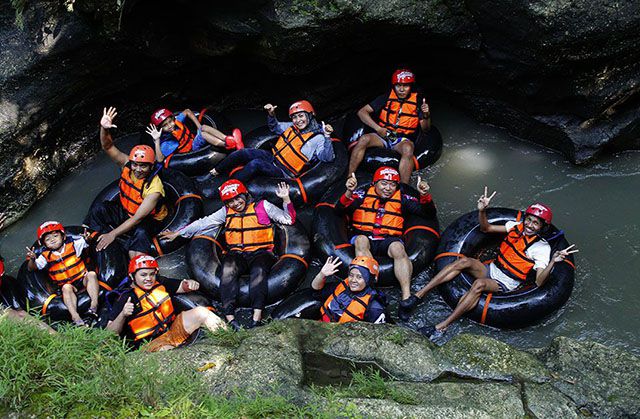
[1,0,639,220]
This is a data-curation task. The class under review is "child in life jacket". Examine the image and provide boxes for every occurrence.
[106,255,226,351]
[26,222,99,326]
[312,256,388,324]
[146,108,244,161]
[159,179,296,330]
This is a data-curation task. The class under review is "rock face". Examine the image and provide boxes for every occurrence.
[1,1,639,219]
[156,320,640,418]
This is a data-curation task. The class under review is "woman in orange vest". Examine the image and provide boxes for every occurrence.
[106,255,226,351]
[348,69,432,183]
[26,221,99,327]
[312,256,388,324]
[210,100,334,182]
[146,108,244,161]
[402,187,578,340]
[160,179,296,330]
[84,107,169,258]
[336,166,435,321]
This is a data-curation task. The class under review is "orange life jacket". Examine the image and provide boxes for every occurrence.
[42,239,87,286]
[320,280,372,323]
[224,202,275,252]
[495,223,542,281]
[377,90,420,136]
[119,163,162,218]
[272,126,315,176]
[128,283,175,342]
[171,119,194,154]
[351,186,404,237]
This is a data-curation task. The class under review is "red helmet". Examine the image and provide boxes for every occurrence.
[219,179,248,202]
[128,254,159,275]
[37,221,65,241]
[288,100,315,117]
[128,145,155,164]
[525,203,553,224]
[349,256,380,282]
[150,108,173,127]
[373,166,401,183]
[391,69,415,84]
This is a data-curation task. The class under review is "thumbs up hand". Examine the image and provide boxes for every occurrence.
[345,172,357,193]
[122,297,134,316]
[420,99,430,117]
[417,175,430,196]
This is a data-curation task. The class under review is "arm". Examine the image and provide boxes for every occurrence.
[534,245,578,287]
[263,185,296,225]
[106,296,134,334]
[267,114,291,136]
[159,207,227,241]
[96,193,162,251]
[100,107,128,168]
[302,134,335,163]
[335,181,363,216]
[182,109,202,130]
[357,104,382,132]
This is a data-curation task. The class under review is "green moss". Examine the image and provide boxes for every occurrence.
[10,0,27,28]
[205,327,249,348]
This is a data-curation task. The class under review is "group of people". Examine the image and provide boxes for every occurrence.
[0,67,578,350]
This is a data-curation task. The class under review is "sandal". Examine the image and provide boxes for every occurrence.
[73,319,88,327]
[86,308,99,321]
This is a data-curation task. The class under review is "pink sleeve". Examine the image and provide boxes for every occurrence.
[255,200,272,225]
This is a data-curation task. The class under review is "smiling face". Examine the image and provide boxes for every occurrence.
[393,83,411,99]
[374,179,398,199]
[225,195,247,213]
[290,111,309,130]
[42,231,64,251]
[131,162,153,180]
[132,267,158,291]
[159,116,176,133]
[348,267,367,292]
[522,214,544,236]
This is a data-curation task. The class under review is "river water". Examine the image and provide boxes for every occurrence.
[1,103,638,354]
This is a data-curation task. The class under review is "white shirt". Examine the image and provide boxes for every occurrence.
[35,238,88,270]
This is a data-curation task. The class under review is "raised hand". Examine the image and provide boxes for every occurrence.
[477,186,496,211]
[417,175,430,195]
[81,227,93,242]
[145,123,162,141]
[263,103,278,116]
[321,256,342,277]
[276,182,291,202]
[100,107,118,129]
[322,122,334,136]
[122,297,134,316]
[158,230,181,242]
[345,173,357,192]
[552,244,579,263]
[25,246,37,260]
[421,98,430,117]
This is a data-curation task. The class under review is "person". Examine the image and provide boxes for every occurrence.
[335,166,436,321]
[26,221,99,326]
[312,256,388,324]
[348,69,431,184]
[210,100,335,183]
[403,187,579,339]
[84,107,169,258]
[145,108,244,161]
[160,179,296,330]
[0,213,55,334]
[106,254,226,351]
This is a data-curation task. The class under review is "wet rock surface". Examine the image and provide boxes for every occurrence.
[1,1,639,220]
[155,320,639,418]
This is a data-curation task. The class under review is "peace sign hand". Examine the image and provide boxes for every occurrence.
[100,107,118,129]
[145,124,161,142]
[25,247,37,260]
[320,256,342,277]
[552,244,579,263]
[477,186,496,211]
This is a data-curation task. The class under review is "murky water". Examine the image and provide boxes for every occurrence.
[1,103,638,354]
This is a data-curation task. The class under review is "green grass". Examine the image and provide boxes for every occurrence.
[0,317,361,417]
[384,330,407,346]
[205,326,249,348]
[311,367,419,406]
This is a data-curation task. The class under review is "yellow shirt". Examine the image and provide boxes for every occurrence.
[130,173,168,221]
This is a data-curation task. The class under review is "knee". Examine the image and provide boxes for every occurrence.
[470,279,488,294]
[354,235,369,249]
[191,306,210,322]
[355,136,370,149]
[388,242,407,258]
[400,142,414,157]
[61,284,74,294]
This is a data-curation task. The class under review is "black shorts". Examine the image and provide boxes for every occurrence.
[351,235,403,256]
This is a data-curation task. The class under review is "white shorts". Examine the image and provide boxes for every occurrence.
[488,263,521,292]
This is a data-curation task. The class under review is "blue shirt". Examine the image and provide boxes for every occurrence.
[267,115,335,163]
[160,112,187,156]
